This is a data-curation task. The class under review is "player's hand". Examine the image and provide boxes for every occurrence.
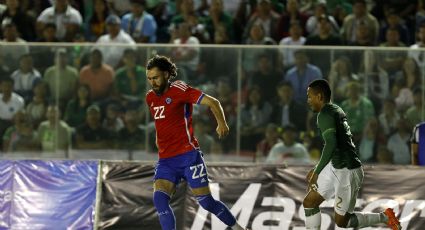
[216,123,229,139]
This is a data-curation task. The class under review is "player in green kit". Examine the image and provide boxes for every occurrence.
[303,79,401,230]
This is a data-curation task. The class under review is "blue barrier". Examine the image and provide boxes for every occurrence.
[0,160,98,230]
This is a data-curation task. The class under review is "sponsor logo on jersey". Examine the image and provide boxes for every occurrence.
[165,97,172,104]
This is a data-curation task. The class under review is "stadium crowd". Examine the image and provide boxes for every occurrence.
[0,0,423,165]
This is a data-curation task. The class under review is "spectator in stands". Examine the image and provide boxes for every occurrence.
[2,110,39,153]
[405,88,423,128]
[80,49,115,102]
[1,21,29,70]
[242,24,277,74]
[64,84,92,128]
[379,28,407,78]
[170,0,209,43]
[10,54,41,102]
[347,20,375,47]
[75,104,113,150]
[102,103,124,133]
[306,3,340,36]
[170,22,201,83]
[278,20,306,70]
[277,0,308,40]
[203,0,234,43]
[43,49,79,107]
[0,0,35,41]
[0,77,24,149]
[378,98,400,137]
[116,106,145,151]
[402,57,422,90]
[341,0,379,45]
[359,50,389,111]
[244,23,276,45]
[85,0,109,41]
[408,22,425,70]
[37,105,71,153]
[402,58,422,90]
[266,124,310,165]
[193,118,216,154]
[379,8,410,45]
[203,24,237,80]
[121,0,157,43]
[106,0,131,16]
[387,118,411,165]
[31,23,58,74]
[328,56,359,103]
[340,81,375,144]
[305,14,343,75]
[36,0,82,41]
[300,130,322,163]
[113,49,145,106]
[283,50,323,105]
[243,0,280,42]
[240,85,273,152]
[96,14,136,68]
[392,75,414,112]
[271,81,307,131]
[255,123,281,162]
[36,23,59,43]
[358,117,381,163]
[306,14,343,46]
[70,33,91,70]
[246,54,281,102]
[25,81,49,128]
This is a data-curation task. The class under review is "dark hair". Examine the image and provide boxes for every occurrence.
[308,79,331,102]
[146,55,178,80]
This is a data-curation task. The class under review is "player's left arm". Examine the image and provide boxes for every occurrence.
[199,94,229,139]
[309,113,337,186]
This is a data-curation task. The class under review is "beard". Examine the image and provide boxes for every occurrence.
[152,82,167,94]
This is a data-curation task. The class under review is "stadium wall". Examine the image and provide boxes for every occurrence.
[1,160,425,230]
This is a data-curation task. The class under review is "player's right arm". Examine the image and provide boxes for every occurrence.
[199,94,229,139]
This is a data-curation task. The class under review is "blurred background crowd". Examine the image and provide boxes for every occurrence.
[0,0,423,165]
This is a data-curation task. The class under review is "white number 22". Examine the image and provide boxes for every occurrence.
[190,164,206,179]
[153,106,165,120]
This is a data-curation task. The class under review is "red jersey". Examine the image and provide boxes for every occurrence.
[146,80,204,159]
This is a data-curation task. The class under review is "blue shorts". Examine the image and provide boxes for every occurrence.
[154,150,209,189]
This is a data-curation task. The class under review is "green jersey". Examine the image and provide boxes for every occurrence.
[314,103,361,174]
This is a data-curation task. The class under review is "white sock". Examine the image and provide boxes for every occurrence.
[350,212,386,228]
[305,208,321,230]
[231,222,244,230]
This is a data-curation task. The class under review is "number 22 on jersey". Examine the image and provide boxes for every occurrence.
[153,106,165,120]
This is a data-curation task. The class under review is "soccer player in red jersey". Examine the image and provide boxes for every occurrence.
[146,55,246,230]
